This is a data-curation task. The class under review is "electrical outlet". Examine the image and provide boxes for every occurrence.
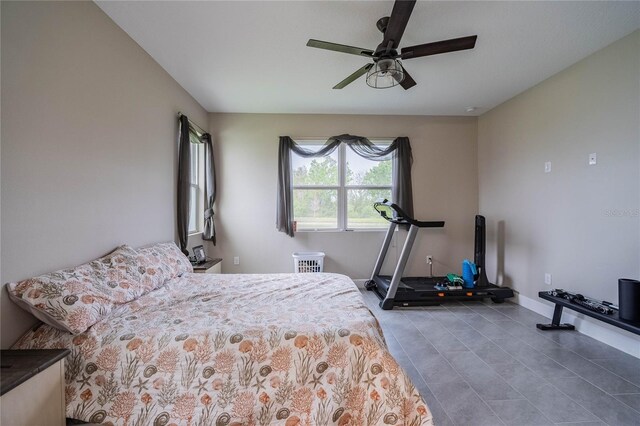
[544,161,552,173]
[544,273,552,286]
[233,256,240,265]
[426,255,433,264]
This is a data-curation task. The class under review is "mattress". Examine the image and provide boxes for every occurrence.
[13,272,433,426]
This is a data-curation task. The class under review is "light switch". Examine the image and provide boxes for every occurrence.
[544,161,552,173]
[589,153,597,165]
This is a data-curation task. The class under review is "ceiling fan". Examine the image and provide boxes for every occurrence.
[306,0,477,90]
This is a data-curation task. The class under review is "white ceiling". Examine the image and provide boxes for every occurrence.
[96,1,639,116]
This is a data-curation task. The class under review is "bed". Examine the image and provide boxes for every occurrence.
[10,247,433,426]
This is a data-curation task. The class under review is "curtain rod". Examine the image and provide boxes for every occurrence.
[178,112,207,135]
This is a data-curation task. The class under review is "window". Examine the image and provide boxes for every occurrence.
[292,141,392,231]
[188,142,204,234]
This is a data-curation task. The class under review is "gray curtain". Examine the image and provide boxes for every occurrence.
[202,133,217,245]
[392,137,413,217]
[177,115,191,254]
[276,134,413,237]
[277,137,294,236]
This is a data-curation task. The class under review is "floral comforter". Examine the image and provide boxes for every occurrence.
[13,273,433,426]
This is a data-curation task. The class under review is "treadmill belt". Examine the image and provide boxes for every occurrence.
[401,276,449,290]
[379,276,449,291]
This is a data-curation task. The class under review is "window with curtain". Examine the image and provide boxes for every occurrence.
[277,134,413,238]
[291,140,393,231]
[178,114,217,254]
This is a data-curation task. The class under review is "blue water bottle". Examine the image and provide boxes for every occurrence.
[462,259,477,289]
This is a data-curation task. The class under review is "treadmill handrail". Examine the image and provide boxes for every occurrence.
[374,199,445,228]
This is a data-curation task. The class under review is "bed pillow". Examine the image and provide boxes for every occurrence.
[6,245,145,334]
[136,242,193,289]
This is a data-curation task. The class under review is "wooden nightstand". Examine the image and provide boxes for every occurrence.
[192,258,222,274]
[1,349,69,426]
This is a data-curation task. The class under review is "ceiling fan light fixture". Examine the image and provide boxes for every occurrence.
[366,58,404,89]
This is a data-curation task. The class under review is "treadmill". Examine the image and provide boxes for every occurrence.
[365,200,514,310]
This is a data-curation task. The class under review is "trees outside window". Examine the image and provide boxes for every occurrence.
[292,142,392,231]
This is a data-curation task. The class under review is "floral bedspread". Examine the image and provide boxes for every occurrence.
[13,273,433,426]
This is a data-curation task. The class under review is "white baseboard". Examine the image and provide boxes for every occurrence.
[516,294,640,358]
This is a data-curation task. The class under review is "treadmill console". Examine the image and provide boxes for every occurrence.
[373,199,445,228]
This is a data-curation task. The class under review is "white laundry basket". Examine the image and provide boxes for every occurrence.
[292,252,325,273]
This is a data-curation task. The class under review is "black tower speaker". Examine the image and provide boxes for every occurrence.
[619,278,640,322]
[474,215,491,288]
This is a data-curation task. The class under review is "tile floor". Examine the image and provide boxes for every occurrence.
[360,289,640,426]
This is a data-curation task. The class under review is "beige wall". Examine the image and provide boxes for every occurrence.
[0,1,208,348]
[208,113,478,279]
[478,31,639,307]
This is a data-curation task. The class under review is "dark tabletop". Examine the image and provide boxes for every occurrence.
[192,258,222,270]
[1,349,70,396]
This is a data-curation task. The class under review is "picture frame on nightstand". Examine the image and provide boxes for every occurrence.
[192,245,206,263]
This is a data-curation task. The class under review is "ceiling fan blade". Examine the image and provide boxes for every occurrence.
[401,35,477,60]
[333,63,373,89]
[381,0,417,50]
[307,39,374,58]
[396,66,416,90]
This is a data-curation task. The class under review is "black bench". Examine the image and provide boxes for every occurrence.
[536,291,640,335]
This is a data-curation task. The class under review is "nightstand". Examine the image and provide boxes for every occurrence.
[1,349,69,426]
[193,258,222,274]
